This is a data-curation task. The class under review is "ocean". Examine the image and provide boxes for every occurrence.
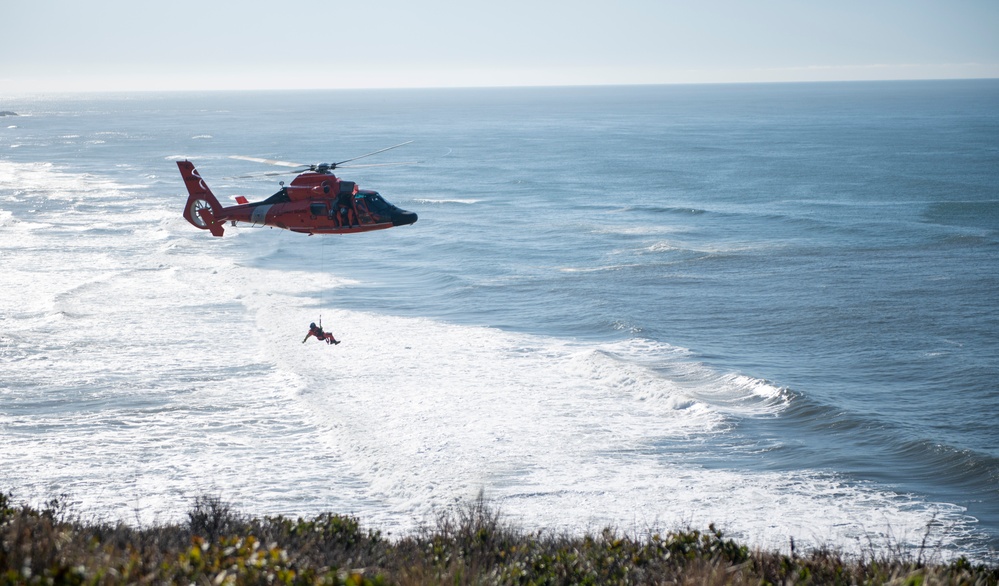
[1,80,997,561]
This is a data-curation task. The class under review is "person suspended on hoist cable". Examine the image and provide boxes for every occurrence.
[303,322,340,345]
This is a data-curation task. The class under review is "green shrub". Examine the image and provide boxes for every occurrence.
[0,491,995,585]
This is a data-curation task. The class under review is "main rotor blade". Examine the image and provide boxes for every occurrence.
[230,155,309,168]
[223,169,307,179]
[334,140,413,166]
[337,161,418,169]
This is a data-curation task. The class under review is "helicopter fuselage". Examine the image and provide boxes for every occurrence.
[226,172,417,234]
[178,161,417,237]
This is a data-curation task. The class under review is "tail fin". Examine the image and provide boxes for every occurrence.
[177,160,226,237]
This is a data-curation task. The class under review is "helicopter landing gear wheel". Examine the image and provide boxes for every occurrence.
[189,198,212,228]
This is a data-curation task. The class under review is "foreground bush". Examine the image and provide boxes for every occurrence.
[1,492,996,585]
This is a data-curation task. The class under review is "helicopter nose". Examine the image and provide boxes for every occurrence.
[392,210,418,226]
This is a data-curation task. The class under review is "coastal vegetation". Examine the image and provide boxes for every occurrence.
[1,492,995,585]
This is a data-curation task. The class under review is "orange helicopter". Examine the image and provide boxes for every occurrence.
[178,142,418,237]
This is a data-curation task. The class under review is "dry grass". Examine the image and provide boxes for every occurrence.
[1,491,995,585]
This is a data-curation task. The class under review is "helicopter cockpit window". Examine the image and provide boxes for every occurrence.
[363,193,391,213]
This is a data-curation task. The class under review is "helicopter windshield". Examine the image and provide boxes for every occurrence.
[362,192,392,213]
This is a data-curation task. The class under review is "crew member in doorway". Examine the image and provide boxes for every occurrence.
[336,191,358,228]
[303,322,340,345]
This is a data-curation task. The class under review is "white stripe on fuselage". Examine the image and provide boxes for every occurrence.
[250,204,272,226]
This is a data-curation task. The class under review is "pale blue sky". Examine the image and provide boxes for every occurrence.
[2,0,998,92]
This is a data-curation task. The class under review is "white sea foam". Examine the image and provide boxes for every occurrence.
[558,263,642,273]
[647,241,682,253]
[413,198,480,205]
[0,160,983,559]
[592,225,683,236]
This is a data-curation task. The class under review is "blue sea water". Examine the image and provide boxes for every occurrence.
[1,80,997,560]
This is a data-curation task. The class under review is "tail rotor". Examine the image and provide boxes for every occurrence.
[177,160,226,237]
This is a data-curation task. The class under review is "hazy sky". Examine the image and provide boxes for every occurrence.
[2,0,998,92]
